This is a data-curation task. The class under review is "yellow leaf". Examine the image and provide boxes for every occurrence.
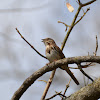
[66,3,74,12]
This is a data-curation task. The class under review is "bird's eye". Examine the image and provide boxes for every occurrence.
[47,42,50,45]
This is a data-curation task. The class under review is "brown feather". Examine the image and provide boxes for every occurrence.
[42,38,79,85]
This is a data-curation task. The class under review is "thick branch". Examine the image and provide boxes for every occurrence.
[11,56,100,100]
[65,77,100,100]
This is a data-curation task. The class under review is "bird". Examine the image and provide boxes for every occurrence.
[42,38,79,85]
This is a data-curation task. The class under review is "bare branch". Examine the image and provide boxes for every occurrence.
[77,63,94,82]
[74,8,90,26]
[41,70,56,100]
[69,62,94,69]
[58,21,70,32]
[94,35,98,56]
[55,91,67,99]
[82,0,97,7]
[45,91,62,100]
[69,35,98,70]
[61,5,82,50]
[11,56,100,100]
[61,79,71,100]
[38,80,47,84]
[77,0,81,4]
[15,28,47,59]
[63,79,71,95]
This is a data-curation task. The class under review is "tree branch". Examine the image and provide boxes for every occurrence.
[82,0,97,7]
[61,0,97,50]
[11,56,100,100]
[15,28,47,59]
[41,70,56,100]
[61,5,82,50]
[45,91,62,100]
[61,79,71,100]
[74,8,90,26]
[58,21,70,32]
[94,35,98,56]
[77,63,94,82]
[65,77,100,100]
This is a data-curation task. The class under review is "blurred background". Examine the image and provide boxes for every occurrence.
[0,0,100,100]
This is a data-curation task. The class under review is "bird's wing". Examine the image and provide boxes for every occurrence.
[53,46,65,59]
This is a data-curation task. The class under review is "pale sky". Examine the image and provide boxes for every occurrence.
[0,0,100,100]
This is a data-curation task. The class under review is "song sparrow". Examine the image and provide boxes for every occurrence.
[42,38,79,85]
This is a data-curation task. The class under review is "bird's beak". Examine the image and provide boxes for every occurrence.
[41,39,45,42]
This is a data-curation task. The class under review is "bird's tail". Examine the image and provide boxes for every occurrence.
[65,68,79,85]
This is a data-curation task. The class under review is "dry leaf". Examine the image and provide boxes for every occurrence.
[66,3,74,12]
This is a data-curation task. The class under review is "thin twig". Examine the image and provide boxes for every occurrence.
[38,80,47,84]
[41,70,56,100]
[61,5,82,50]
[82,0,96,7]
[64,79,71,95]
[58,20,70,32]
[58,21,70,27]
[87,77,89,85]
[61,79,71,100]
[77,0,81,5]
[81,63,94,68]
[70,35,98,70]
[45,91,62,100]
[74,8,90,26]
[94,35,98,56]
[55,91,67,99]
[83,72,89,86]
[15,28,47,59]
[77,63,94,82]
[83,75,86,86]
[69,62,94,69]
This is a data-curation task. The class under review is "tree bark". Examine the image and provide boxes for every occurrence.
[66,78,100,100]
